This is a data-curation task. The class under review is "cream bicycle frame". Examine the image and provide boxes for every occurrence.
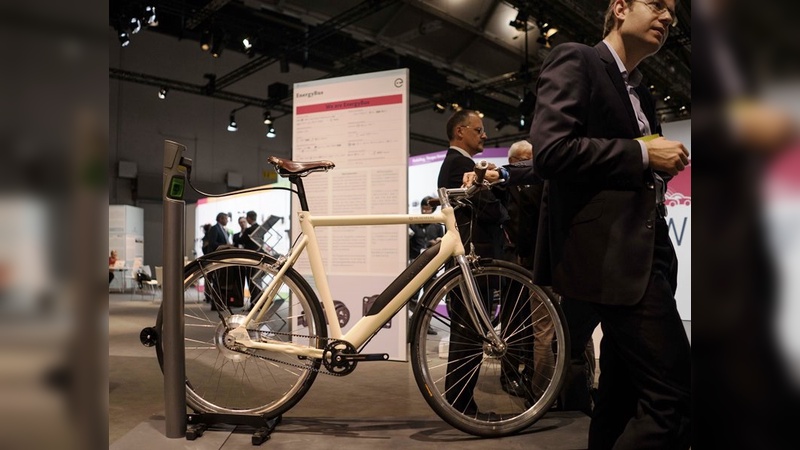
[227,202,465,359]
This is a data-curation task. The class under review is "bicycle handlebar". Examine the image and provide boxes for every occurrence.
[435,160,492,210]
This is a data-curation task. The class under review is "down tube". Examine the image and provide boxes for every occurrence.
[342,231,460,349]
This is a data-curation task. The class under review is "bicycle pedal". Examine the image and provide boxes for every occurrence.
[341,353,389,362]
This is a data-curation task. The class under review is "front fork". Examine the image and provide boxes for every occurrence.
[453,253,504,351]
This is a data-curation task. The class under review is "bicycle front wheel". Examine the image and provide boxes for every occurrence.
[155,249,326,416]
[410,259,568,437]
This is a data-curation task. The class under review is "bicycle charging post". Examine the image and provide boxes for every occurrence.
[162,140,188,438]
[159,140,281,445]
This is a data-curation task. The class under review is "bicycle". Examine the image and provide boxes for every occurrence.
[153,156,569,437]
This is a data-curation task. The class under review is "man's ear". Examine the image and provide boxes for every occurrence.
[613,0,628,23]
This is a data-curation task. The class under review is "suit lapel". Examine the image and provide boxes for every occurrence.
[595,43,641,137]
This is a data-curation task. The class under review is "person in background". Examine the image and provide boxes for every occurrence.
[204,212,231,254]
[232,216,248,248]
[408,196,444,260]
[200,223,212,256]
[108,250,118,284]
[241,210,261,252]
[437,108,508,415]
[496,140,541,399]
[408,196,444,336]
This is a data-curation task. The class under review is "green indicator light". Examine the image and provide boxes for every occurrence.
[168,176,185,199]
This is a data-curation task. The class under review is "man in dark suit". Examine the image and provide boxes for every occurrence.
[204,212,231,254]
[437,109,509,414]
[241,210,261,251]
[204,212,233,310]
[529,1,690,448]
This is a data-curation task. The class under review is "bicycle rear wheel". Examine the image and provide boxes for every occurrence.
[410,259,568,437]
[155,249,326,416]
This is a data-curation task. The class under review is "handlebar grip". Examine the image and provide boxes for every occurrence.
[474,160,489,185]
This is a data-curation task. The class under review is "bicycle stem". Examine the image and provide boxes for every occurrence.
[454,254,503,347]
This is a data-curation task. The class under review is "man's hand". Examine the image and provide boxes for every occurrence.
[462,169,500,187]
[646,137,690,176]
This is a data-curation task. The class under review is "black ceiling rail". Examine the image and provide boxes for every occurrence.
[109,68,293,113]
[214,0,401,90]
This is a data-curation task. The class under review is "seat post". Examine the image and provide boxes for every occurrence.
[290,175,310,212]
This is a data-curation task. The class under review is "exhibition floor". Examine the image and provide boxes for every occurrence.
[109,294,591,449]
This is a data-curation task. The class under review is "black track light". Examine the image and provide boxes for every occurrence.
[200,29,212,51]
[263,111,273,125]
[211,31,225,58]
[227,112,238,132]
[157,87,168,99]
[509,11,529,31]
[144,6,157,26]
[432,102,446,113]
[118,31,130,47]
[266,126,276,138]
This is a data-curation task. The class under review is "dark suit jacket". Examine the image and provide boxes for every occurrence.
[530,42,666,306]
[204,222,229,254]
[241,223,261,251]
[437,148,508,258]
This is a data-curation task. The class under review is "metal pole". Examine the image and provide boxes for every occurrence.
[162,140,187,438]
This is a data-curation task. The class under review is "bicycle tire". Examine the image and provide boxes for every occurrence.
[155,249,326,416]
[410,259,569,437]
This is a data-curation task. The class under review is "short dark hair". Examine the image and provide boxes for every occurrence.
[421,196,438,211]
[216,212,228,222]
[446,109,477,141]
[246,210,257,221]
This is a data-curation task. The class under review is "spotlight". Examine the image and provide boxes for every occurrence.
[518,115,528,131]
[242,37,253,51]
[200,29,212,51]
[509,11,529,31]
[144,6,157,26]
[157,87,168,99]
[536,21,558,48]
[119,31,130,47]
[432,102,446,113]
[476,111,484,118]
[211,32,225,58]
[263,111,273,125]
[227,113,238,132]
[130,17,142,34]
[266,126,276,138]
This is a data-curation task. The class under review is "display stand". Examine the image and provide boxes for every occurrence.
[161,140,283,445]
[186,413,281,445]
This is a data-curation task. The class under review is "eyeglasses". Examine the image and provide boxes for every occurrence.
[460,125,486,136]
[634,0,678,27]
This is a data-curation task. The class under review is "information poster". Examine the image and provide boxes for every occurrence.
[293,69,409,359]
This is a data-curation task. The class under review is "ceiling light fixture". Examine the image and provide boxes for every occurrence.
[266,126,276,138]
[509,11,529,31]
[227,112,238,132]
[130,17,142,34]
[433,102,446,113]
[263,111,273,125]
[211,31,225,58]
[200,29,212,51]
[144,6,158,26]
[118,31,130,47]
[157,87,168,99]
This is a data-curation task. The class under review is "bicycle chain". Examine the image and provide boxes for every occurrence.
[220,327,349,377]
